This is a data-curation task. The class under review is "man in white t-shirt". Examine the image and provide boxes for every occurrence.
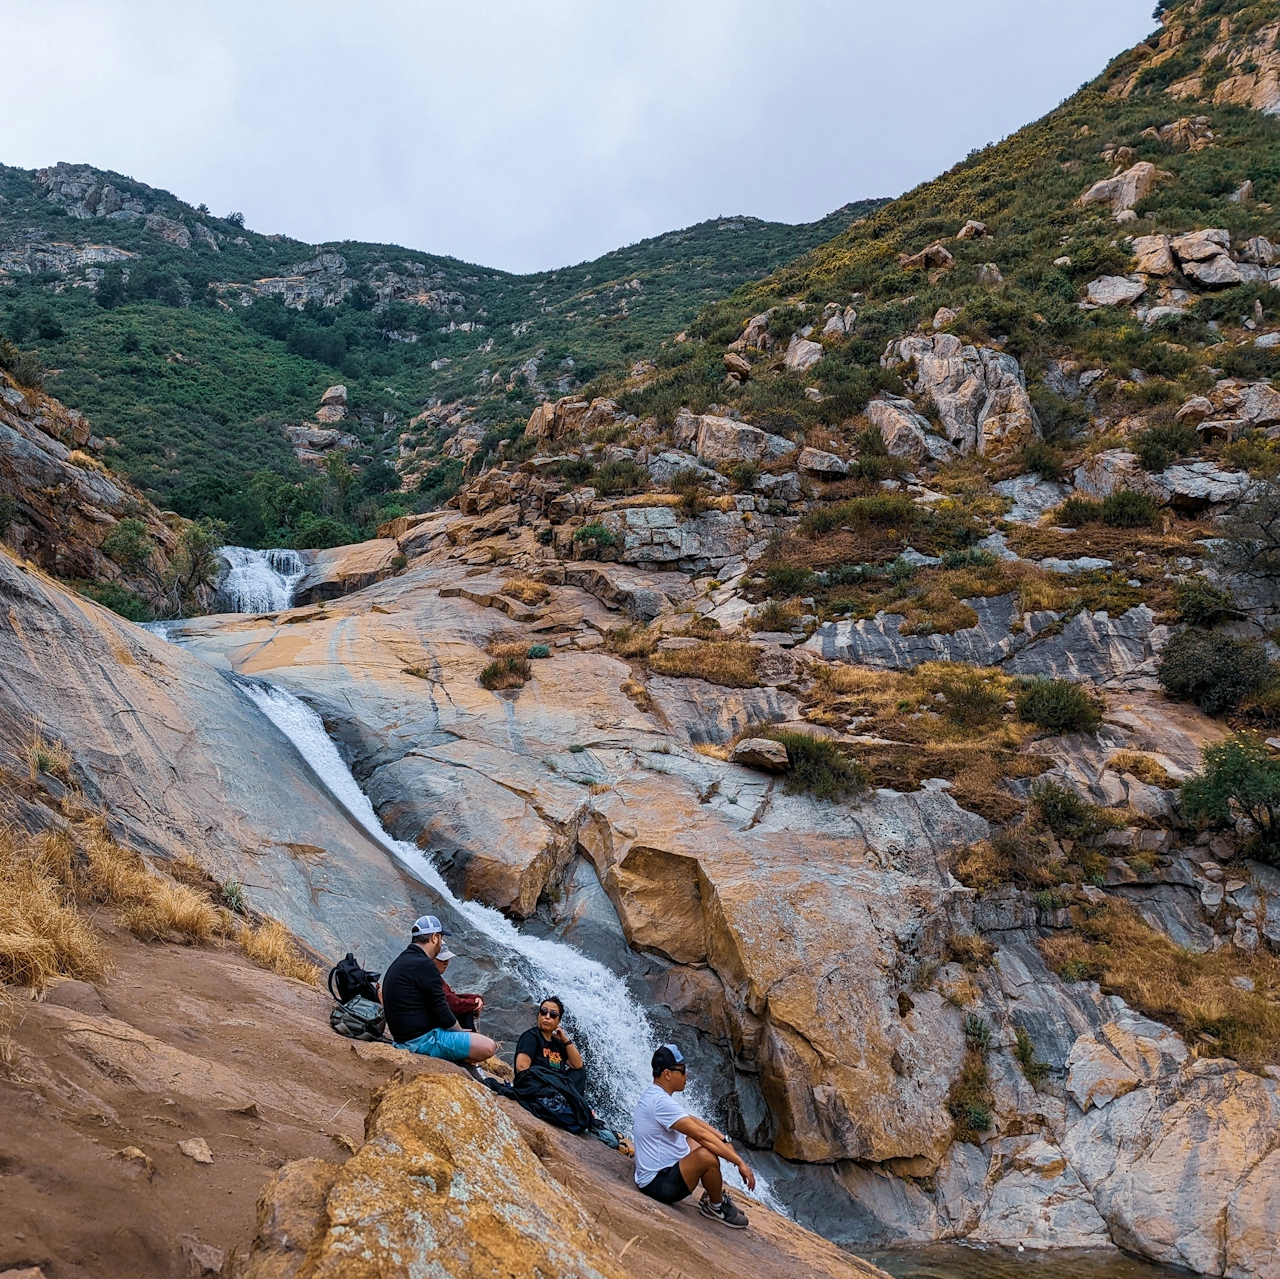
[631,1043,755,1229]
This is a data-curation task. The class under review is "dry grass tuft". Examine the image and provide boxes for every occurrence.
[650,641,761,688]
[0,827,107,990]
[0,816,319,995]
[1107,750,1174,788]
[499,577,551,606]
[479,642,532,691]
[607,623,661,659]
[237,918,320,984]
[1042,899,1280,1071]
[26,724,71,783]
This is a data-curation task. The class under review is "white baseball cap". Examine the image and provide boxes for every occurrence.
[410,914,450,938]
[436,943,457,961]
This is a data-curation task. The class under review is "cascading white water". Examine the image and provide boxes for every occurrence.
[219,547,307,613]
[238,678,781,1209]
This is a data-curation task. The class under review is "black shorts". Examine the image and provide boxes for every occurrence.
[639,1161,691,1205]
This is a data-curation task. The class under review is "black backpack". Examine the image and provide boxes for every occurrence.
[328,953,381,1004]
[326,953,387,1042]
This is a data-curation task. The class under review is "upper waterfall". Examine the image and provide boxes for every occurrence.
[218,547,307,613]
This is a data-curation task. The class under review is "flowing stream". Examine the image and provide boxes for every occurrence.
[237,679,777,1207]
[218,547,306,612]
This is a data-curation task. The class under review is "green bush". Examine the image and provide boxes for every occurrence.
[1156,629,1274,714]
[0,493,16,536]
[1015,440,1065,482]
[549,458,595,485]
[1182,732,1280,860]
[572,523,618,557]
[1013,1025,1050,1088]
[1031,780,1115,840]
[764,564,814,596]
[728,461,759,491]
[1057,496,1102,527]
[100,517,155,568]
[527,644,551,659]
[938,669,1006,730]
[1015,679,1102,734]
[1101,490,1160,528]
[1175,578,1237,627]
[668,466,706,517]
[594,459,648,496]
[760,731,867,801]
[963,1013,992,1051]
[75,580,152,622]
[1135,421,1197,473]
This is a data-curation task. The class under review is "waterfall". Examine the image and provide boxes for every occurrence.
[237,678,781,1208]
[218,547,307,613]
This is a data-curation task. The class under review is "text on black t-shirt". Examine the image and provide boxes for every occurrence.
[515,1028,568,1073]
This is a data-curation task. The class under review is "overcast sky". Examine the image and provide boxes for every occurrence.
[3,1,1157,275]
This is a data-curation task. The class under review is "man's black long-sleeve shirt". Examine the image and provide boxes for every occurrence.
[381,944,456,1043]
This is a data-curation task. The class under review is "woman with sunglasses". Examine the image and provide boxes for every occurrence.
[514,996,586,1089]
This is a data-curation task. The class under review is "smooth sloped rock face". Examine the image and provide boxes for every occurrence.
[1061,1060,1280,1275]
[798,446,849,476]
[0,556,431,960]
[291,1072,628,1279]
[881,334,1040,458]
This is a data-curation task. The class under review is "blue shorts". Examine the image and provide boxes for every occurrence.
[393,1027,474,1062]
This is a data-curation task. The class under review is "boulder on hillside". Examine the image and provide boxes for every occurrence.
[1083,276,1147,307]
[797,446,849,477]
[730,737,790,772]
[1131,234,1176,276]
[728,310,773,352]
[899,242,955,273]
[695,416,793,465]
[723,352,752,380]
[1242,382,1280,427]
[144,213,191,249]
[1169,229,1243,288]
[992,473,1072,524]
[864,397,955,465]
[524,396,619,441]
[784,337,824,373]
[1241,236,1280,267]
[1073,449,1253,509]
[320,384,348,407]
[1078,161,1161,216]
[880,333,1041,458]
[956,220,987,240]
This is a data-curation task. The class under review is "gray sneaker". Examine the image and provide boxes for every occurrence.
[699,1190,749,1229]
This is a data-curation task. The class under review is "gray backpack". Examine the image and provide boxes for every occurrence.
[329,995,387,1042]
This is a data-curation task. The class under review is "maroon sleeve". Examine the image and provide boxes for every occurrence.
[441,979,481,1015]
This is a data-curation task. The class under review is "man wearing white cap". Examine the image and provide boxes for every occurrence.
[433,941,484,1031]
[381,915,497,1070]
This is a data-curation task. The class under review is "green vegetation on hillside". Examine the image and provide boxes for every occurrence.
[607,81,1279,434]
[0,158,882,541]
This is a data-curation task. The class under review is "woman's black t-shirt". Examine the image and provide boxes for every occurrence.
[515,1028,568,1073]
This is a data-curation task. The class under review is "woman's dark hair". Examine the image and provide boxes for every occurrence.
[540,995,565,1017]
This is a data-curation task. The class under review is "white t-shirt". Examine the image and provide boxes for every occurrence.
[632,1083,691,1187]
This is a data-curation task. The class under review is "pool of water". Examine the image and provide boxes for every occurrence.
[868,1245,1190,1279]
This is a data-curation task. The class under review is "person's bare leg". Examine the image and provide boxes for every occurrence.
[677,1141,722,1200]
[465,1033,497,1063]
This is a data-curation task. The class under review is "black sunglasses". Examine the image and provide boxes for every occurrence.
[538,1006,562,1019]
